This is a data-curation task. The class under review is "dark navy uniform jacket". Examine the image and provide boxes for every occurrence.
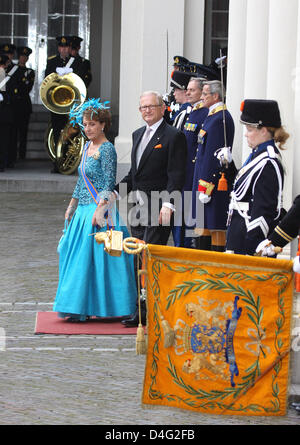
[45,54,71,77]
[13,65,35,115]
[71,55,92,88]
[192,104,235,230]
[183,103,208,192]
[172,102,192,131]
[226,140,284,255]
[269,195,300,247]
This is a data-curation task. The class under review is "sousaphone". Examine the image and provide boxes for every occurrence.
[40,72,87,175]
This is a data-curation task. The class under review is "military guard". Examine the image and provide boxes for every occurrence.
[226,99,288,256]
[192,80,235,252]
[0,54,14,172]
[45,36,73,172]
[15,46,35,160]
[69,36,92,88]
[170,70,193,130]
[172,76,208,247]
[0,43,27,167]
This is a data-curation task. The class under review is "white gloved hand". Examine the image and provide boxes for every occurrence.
[215,147,232,166]
[56,67,73,76]
[0,93,3,102]
[198,192,211,204]
[293,256,300,273]
[256,239,276,257]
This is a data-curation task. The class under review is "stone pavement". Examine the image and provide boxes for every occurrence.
[0,162,299,425]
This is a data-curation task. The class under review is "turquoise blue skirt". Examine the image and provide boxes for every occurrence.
[53,203,137,320]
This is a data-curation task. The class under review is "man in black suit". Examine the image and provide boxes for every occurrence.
[117,90,187,326]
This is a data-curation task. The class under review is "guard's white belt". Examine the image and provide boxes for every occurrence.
[229,201,249,212]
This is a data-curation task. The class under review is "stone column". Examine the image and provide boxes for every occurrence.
[267,0,298,210]
[226,0,248,168]
[115,0,185,171]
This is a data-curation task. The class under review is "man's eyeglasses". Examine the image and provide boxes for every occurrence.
[139,105,162,111]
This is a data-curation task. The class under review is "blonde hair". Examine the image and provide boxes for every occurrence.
[267,126,289,150]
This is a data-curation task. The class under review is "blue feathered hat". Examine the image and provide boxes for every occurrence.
[69,98,110,131]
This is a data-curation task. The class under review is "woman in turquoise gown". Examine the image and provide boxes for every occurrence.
[53,99,137,321]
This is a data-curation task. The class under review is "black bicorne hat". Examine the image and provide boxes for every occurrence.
[240,99,282,128]
[170,70,194,90]
[189,62,221,81]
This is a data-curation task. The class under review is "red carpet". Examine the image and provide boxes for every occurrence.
[35,312,141,335]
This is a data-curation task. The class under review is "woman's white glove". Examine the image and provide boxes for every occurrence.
[0,93,3,102]
[56,67,73,76]
[293,256,300,273]
[256,239,276,256]
[199,192,211,204]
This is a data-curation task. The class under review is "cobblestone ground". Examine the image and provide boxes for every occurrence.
[0,192,299,425]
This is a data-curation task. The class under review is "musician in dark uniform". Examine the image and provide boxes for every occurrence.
[173,76,208,247]
[15,46,35,160]
[0,54,14,172]
[69,36,92,88]
[226,99,289,256]
[0,43,27,167]
[45,36,72,172]
[192,80,235,252]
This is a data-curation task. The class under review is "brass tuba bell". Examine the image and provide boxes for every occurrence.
[40,72,87,174]
[40,72,87,114]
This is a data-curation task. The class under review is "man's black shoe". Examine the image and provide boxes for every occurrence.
[122,310,146,327]
[121,314,134,321]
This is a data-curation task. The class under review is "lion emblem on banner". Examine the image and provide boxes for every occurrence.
[163,296,242,387]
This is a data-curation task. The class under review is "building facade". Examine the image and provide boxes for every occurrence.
[0,0,299,389]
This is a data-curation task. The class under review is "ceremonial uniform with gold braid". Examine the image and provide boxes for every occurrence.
[192,102,235,231]
[172,102,208,247]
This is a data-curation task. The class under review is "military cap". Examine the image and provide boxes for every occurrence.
[17,46,32,57]
[0,54,9,65]
[173,55,190,71]
[70,36,83,49]
[56,36,71,46]
[189,62,220,80]
[0,43,16,54]
[240,99,282,128]
[170,70,194,90]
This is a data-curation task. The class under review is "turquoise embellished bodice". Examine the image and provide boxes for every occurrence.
[72,141,117,205]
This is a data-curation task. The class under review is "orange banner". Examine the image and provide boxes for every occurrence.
[142,245,294,416]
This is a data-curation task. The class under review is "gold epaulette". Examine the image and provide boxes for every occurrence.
[208,104,227,116]
[192,102,204,111]
[47,54,56,60]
